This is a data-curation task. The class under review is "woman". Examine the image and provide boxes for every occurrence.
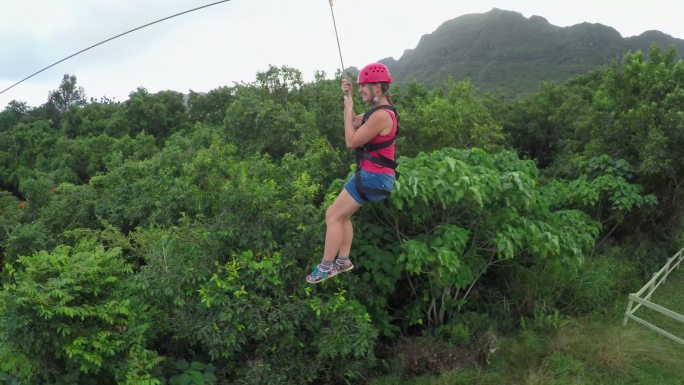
[307,63,399,284]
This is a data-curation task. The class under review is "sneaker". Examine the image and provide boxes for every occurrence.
[306,264,339,284]
[335,259,354,274]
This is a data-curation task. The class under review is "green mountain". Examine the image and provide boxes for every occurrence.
[373,8,684,96]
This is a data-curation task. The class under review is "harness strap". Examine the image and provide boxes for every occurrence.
[354,104,399,202]
[364,138,394,151]
[362,152,397,169]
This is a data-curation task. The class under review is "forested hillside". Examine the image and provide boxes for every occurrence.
[0,47,683,384]
[376,8,684,96]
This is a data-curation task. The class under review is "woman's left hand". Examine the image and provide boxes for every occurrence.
[341,79,354,109]
[341,79,353,96]
[344,93,354,109]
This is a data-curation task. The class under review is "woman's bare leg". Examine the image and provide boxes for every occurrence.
[322,189,362,261]
[338,219,354,258]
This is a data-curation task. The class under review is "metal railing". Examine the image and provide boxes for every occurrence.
[623,248,684,345]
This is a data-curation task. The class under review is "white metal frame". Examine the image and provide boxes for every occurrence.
[623,248,684,345]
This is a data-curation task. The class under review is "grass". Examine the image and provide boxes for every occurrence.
[369,266,684,385]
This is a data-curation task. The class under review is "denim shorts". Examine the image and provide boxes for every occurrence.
[344,169,396,205]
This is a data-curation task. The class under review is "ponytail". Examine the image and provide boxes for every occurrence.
[380,82,393,104]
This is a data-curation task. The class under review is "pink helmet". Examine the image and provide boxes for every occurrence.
[357,63,392,84]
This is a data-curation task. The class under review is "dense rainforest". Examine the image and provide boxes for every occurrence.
[0,46,683,384]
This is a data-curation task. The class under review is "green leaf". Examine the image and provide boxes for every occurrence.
[203,372,217,384]
[174,359,190,371]
[177,373,192,385]
[190,370,205,385]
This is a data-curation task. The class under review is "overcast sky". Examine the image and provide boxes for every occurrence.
[2,0,683,109]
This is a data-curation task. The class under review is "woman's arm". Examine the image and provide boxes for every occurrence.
[341,79,391,148]
[344,96,356,147]
[345,111,391,149]
[353,113,364,128]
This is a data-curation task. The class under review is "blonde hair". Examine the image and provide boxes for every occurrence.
[379,82,393,104]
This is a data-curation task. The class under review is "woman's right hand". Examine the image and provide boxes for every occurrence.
[341,79,353,98]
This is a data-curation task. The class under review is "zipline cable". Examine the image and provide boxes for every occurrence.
[0,0,232,96]
[327,0,347,79]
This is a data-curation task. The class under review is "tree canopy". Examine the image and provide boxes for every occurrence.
[0,49,680,383]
